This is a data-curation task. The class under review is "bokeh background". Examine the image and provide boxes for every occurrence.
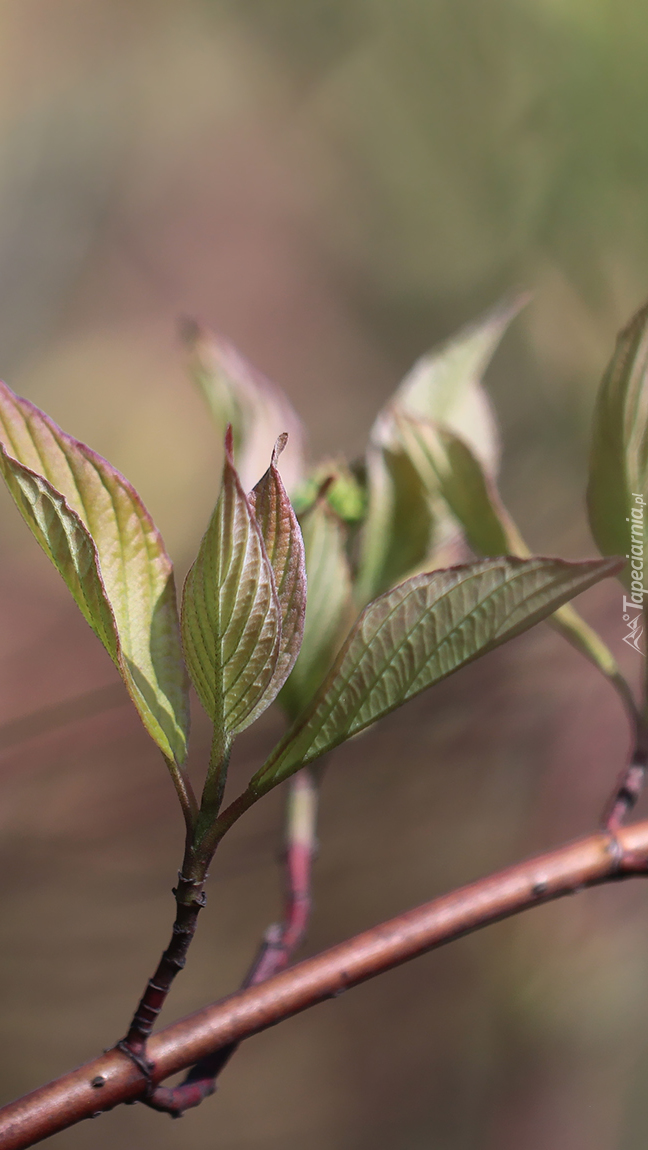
[2,2,648,1147]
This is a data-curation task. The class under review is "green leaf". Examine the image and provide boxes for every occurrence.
[0,381,189,767]
[356,297,526,603]
[398,413,635,706]
[249,434,307,694]
[372,295,526,467]
[279,498,353,719]
[181,429,283,741]
[355,444,437,603]
[254,556,621,787]
[292,458,367,524]
[396,414,528,557]
[185,322,306,494]
[587,301,648,589]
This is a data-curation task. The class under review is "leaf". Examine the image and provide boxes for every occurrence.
[356,297,526,603]
[248,433,307,695]
[292,458,367,524]
[181,429,283,740]
[371,295,527,468]
[396,414,528,558]
[587,301,648,588]
[254,556,621,787]
[398,414,633,695]
[355,444,437,604]
[185,322,306,494]
[279,498,354,719]
[0,381,189,766]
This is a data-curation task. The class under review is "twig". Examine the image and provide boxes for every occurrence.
[146,766,321,1116]
[119,787,260,1066]
[602,749,648,831]
[119,747,242,1068]
[250,765,320,981]
[602,705,648,831]
[3,819,648,1148]
[119,867,207,1066]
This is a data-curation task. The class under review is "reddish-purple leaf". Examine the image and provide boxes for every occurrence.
[249,434,307,700]
[181,429,283,738]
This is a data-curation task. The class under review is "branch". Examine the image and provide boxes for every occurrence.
[602,711,648,831]
[145,766,320,1115]
[603,745,648,830]
[2,820,648,1148]
[119,868,207,1062]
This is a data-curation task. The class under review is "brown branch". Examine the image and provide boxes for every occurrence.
[117,788,258,1076]
[602,750,647,830]
[120,869,207,1062]
[146,766,321,1116]
[3,820,648,1148]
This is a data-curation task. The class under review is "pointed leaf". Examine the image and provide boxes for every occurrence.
[185,323,306,493]
[396,414,528,557]
[371,295,526,467]
[398,414,634,689]
[0,381,189,765]
[357,297,525,603]
[254,556,621,786]
[248,433,307,698]
[587,302,648,588]
[279,499,354,719]
[181,430,283,736]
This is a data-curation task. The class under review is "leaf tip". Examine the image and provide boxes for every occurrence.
[603,554,628,578]
[272,432,289,467]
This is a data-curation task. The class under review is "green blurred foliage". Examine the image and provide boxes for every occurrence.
[223,0,648,309]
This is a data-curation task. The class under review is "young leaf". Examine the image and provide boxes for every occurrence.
[396,414,528,557]
[587,301,648,587]
[292,458,366,524]
[356,297,526,603]
[0,381,189,767]
[398,414,635,709]
[354,444,437,603]
[185,323,306,494]
[248,434,307,695]
[181,430,283,743]
[371,295,527,468]
[279,498,354,719]
[254,556,621,787]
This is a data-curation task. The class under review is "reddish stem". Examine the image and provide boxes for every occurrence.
[4,822,648,1147]
[602,711,648,832]
[120,869,207,1063]
[254,767,318,979]
[603,755,647,831]
[146,768,319,1116]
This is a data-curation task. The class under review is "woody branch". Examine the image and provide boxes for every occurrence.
[2,818,648,1149]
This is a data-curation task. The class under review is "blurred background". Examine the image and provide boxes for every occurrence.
[1,2,648,1147]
